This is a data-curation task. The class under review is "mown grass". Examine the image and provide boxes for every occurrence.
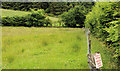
[2,27,115,69]
[0,9,30,17]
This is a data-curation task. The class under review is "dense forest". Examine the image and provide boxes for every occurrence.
[2,2,94,15]
[1,2,120,68]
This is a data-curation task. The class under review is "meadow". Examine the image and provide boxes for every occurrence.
[1,7,118,69]
[0,9,30,17]
[2,27,116,69]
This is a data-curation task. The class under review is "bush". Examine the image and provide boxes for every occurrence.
[2,9,51,27]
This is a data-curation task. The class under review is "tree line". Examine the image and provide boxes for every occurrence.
[2,2,93,15]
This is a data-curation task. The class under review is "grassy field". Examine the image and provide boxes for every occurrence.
[0,9,30,17]
[2,27,116,69]
[1,9,117,69]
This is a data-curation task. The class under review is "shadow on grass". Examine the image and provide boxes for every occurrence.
[42,41,48,46]
[72,43,80,52]
[7,56,14,64]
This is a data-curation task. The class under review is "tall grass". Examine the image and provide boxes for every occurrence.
[2,27,115,69]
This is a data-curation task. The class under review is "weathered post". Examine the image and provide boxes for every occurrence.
[86,29,92,70]
[86,29,103,71]
[87,29,90,54]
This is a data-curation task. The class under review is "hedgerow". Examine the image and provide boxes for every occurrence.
[85,2,120,66]
[2,9,51,27]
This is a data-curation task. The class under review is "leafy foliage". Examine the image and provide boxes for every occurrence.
[104,21,119,42]
[60,2,94,27]
[2,2,49,11]
[48,2,69,15]
[85,2,120,65]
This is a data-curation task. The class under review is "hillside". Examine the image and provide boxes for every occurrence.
[0,9,30,17]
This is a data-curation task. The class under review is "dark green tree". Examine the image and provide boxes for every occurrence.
[60,2,94,27]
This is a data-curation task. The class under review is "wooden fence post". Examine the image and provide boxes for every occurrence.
[86,29,92,70]
[86,29,102,71]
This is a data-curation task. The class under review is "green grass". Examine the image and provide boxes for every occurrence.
[90,36,117,69]
[47,16,61,26]
[2,27,116,69]
[48,16,59,22]
[0,9,30,17]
